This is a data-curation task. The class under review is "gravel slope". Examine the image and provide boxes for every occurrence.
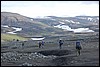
[1,35,99,66]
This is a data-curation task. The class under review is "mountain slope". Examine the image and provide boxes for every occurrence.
[1,12,99,37]
[1,12,63,37]
[1,33,28,42]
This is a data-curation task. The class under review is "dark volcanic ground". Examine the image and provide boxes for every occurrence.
[1,35,99,66]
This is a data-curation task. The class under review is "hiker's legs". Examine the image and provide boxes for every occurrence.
[60,44,61,49]
[39,44,41,48]
[42,44,44,48]
[78,50,81,55]
[76,49,80,56]
[39,46,40,48]
[77,49,81,55]
[76,49,78,56]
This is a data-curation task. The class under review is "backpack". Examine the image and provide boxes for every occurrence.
[59,40,63,45]
[39,42,41,45]
[76,41,82,50]
[41,41,44,45]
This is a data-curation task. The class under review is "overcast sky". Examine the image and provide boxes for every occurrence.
[1,1,99,18]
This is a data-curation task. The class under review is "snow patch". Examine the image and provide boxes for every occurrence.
[97,18,99,20]
[54,24,94,33]
[30,19,33,21]
[65,20,80,24]
[31,37,45,41]
[34,16,51,19]
[2,25,22,34]
[7,32,17,34]
[70,20,80,24]
[65,20,70,22]
[11,27,22,32]
[73,28,94,33]
[88,18,93,21]
[59,22,65,24]
[1,25,9,28]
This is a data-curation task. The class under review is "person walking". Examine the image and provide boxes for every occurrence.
[76,40,82,56]
[59,39,63,49]
[22,42,24,49]
[38,41,42,48]
[41,40,45,48]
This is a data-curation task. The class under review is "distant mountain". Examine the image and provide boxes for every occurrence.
[1,12,99,37]
[33,15,99,30]
[1,12,63,37]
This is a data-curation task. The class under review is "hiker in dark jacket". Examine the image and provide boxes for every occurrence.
[38,41,42,48]
[21,42,24,49]
[59,39,63,49]
[22,42,24,47]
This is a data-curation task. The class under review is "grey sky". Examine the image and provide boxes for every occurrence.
[1,1,99,18]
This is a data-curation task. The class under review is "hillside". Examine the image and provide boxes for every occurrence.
[1,12,99,37]
[1,33,28,42]
[1,12,63,37]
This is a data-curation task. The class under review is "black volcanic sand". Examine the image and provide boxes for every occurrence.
[1,35,99,66]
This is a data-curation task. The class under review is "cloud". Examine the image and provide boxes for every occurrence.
[1,1,99,18]
[80,1,99,5]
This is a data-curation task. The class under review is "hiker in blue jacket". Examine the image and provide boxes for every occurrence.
[76,40,82,56]
[41,40,45,48]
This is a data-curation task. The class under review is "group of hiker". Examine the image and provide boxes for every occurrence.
[59,39,82,56]
[38,39,82,56]
[38,40,45,48]
[13,38,82,56]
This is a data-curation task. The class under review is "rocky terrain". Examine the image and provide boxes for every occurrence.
[1,34,99,66]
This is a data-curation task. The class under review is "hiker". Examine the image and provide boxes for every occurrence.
[41,40,45,48]
[16,39,19,41]
[59,39,63,49]
[76,40,82,56]
[38,41,42,48]
[22,42,24,48]
[13,39,15,41]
